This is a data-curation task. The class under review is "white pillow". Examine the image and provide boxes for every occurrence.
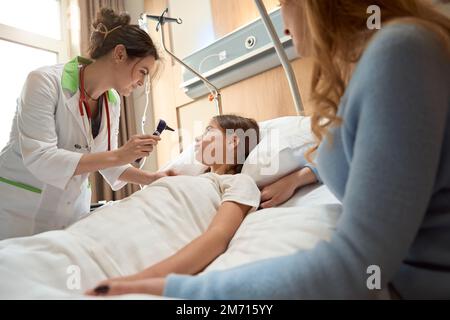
[160,116,314,187]
[241,116,314,188]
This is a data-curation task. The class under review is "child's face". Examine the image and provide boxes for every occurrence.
[194,120,232,166]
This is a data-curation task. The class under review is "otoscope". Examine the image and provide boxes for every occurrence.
[135,119,175,166]
[153,119,175,136]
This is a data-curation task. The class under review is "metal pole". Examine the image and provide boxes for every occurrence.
[254,0,304,115]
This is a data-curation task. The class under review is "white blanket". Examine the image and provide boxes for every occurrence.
[0,184,341,299]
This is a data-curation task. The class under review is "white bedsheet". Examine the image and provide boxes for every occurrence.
[0,183,341,299]
[204,184,341,272]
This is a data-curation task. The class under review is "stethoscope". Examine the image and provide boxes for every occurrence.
[78,65,111,152]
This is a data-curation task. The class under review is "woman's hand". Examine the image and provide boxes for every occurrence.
[85,278,166,297]
[260,167,318,209]
[114,134,161,165]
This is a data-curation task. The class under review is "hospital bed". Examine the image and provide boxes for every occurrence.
[0,116,342,300]
[0,185,341,300]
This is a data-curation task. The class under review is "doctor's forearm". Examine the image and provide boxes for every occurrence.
[117,167,156,185]
[73,151,123,176]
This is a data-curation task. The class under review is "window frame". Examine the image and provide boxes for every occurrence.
[0,0,70,63]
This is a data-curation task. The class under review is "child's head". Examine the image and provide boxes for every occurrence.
[195,115,260,174]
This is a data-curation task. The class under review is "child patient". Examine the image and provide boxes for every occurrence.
[86,114,261,296]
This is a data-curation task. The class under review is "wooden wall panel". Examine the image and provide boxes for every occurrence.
[216,57,314,120]
[210,0,280,39]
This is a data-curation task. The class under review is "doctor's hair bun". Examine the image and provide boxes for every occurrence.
[93,8,131,31]
[89,8,159,61]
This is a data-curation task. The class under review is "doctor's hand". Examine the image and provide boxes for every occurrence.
[114,134,161,165]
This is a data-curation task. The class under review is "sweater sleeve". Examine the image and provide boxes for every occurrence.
[164,24,450,299]
[303,163,321,183]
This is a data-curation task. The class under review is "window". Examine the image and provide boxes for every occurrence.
[0,0,69,148]
[0,0,62,39]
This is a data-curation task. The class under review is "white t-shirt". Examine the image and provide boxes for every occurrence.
[67,173,260,276]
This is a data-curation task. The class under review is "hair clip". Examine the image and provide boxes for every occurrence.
[94,23,122,39]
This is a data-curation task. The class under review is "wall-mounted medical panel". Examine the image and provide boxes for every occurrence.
[180,7,298,99]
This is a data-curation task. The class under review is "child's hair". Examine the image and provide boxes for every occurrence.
[213,114,260,174]
[89,8,159,61]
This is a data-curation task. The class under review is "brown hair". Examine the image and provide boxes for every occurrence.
[213,115,260,174]
[89,8,159,61]
[283,0,450,161]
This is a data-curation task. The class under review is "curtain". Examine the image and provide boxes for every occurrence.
[79,0,126,58]
[78,0,141,202]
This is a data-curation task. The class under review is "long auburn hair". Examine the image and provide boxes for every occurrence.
[283,0,450,161]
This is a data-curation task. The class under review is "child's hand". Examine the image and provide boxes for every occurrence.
[260,173,299,209]
[158,169,178,178]
[260,167,318,209]
[142,170,178,185]
[152,169,177,181]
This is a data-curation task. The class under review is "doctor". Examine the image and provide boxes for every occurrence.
[0,9,170,240]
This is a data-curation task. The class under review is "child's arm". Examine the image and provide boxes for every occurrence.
[260,166,319,209]
[87,201,251,295]
[130,201,251,279]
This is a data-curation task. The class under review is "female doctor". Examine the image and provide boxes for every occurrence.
[0,9,170,240]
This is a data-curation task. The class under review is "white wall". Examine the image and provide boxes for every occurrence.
[124,0,158,172]
[168,0,216,58]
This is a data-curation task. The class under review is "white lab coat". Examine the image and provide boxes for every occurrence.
[0,62,131,240]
